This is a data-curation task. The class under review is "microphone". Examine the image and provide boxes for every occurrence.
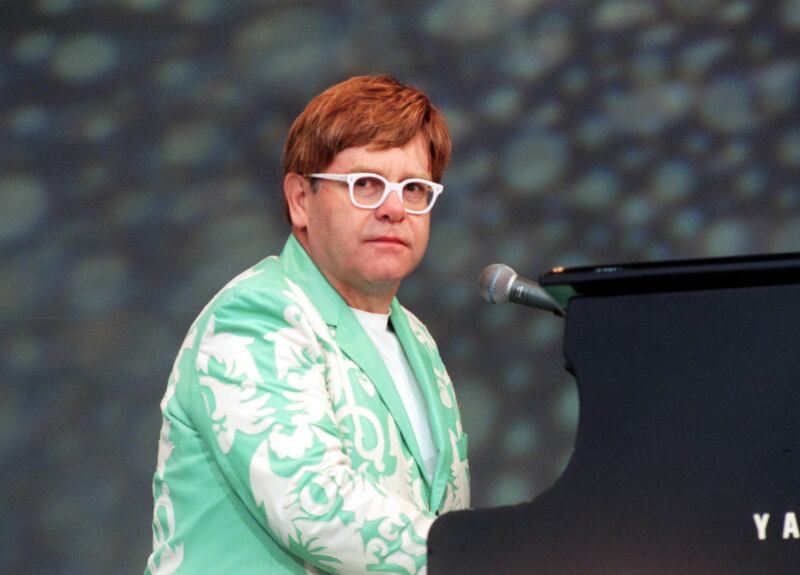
[478,263,565,317]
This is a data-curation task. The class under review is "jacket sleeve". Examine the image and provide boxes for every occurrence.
[184,281,435,575]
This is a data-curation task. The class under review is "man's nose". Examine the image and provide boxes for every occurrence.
[375,187,406,221]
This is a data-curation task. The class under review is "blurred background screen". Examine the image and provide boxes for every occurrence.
[2,0,799,572]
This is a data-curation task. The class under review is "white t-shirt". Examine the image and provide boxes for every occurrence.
[351,307,438,481]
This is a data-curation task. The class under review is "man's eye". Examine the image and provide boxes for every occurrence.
[404,181,432,195]
[354,176,381,188]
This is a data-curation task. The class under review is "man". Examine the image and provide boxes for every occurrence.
[146,75,470,575]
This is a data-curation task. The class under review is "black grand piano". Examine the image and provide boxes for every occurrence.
[429,252,800,574]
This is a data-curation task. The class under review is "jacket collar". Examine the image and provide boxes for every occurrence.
[279,234,347,328]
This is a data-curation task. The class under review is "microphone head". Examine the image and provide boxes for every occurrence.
[478,263,518,304]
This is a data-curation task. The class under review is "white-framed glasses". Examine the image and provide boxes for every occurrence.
[307,172,444,214]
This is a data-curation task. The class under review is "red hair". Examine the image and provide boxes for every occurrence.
[282,75,451,221]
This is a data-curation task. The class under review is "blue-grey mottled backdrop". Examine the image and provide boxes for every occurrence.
[2,0,799,572]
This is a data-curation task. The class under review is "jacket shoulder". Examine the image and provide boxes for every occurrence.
[197,256,296,321]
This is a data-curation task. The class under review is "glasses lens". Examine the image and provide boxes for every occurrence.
[351,175,385,207]
[402,180,435,210]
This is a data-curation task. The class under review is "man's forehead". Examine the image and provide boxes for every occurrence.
[330,135,431,173]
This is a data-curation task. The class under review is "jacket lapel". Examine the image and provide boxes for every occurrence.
[333,309,427,480]
[390,301,451,512]
[279,235,428,494]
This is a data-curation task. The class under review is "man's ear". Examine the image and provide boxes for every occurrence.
[284,172,310,229]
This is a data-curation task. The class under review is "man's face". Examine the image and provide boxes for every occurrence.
[294,133,433,310]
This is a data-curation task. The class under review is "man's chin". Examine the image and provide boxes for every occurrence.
[362,265,415,288]
[364,240,411,254]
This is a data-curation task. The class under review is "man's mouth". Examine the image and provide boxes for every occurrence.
[366,236,407,246]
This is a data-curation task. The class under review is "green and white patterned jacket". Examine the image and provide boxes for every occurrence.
[146,235,470,575]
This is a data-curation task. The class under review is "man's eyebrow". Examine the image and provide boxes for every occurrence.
[346,166,380,174]
[346,167,432,180]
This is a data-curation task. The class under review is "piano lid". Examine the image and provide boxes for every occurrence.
[538,250,800,310]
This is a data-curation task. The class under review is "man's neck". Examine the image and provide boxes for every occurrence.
[335,283,396,314]
[292,229,398,314]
